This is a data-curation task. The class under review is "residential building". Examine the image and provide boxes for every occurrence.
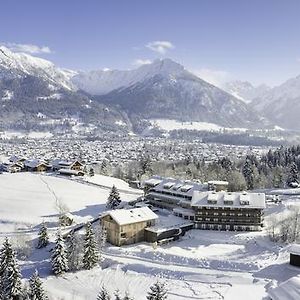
[190,191,265,231]
[143,176,206,209]
[100,207,158,246]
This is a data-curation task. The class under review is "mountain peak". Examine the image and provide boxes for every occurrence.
[139,58,185,76]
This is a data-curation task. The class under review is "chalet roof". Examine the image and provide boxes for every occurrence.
[290,244,300,256]
[268,275,300,300]
[103,207,158,226]
[24,160,49,168]
[52,159,83,167]
[191,191,266,209]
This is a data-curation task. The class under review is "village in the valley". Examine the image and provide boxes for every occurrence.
[0,137,299,299]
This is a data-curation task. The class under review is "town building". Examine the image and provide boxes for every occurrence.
[289,244,300,267]
[52,159,84,171]
[143,176,207,210]
[190,191,265,231]
[24,160,50,172]
[100,207,158,246]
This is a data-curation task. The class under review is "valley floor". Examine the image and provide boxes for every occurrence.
[0,173,298,299]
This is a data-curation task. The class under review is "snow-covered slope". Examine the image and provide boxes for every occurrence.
[0,46,76,90]
[223,80,270,104]
[72,58,186,95]
[93,59,266,129]
[252,75,300,129]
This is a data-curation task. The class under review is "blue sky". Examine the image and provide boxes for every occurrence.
[1,0,300,86]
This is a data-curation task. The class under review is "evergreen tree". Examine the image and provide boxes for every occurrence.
[0,238,23,299]
[287,162,299,187]
[114,290,122,300]
[29,270,48,300]
[51,231,68,275]
[106,185,121,209]
[123,291,134,300]
[100,160,108,176]
[242,159,254,190]
[37,223,49,249]
[66,230,81,271]
[97,286,111,300]
[89,168,95,177]
[83,222,99,269]
[147,281,168,300]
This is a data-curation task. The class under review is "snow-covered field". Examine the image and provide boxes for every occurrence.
[149,118,248,132]
[0,173,299,299]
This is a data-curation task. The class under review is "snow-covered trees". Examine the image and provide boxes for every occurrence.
[267,206,300,243]
[147,281,168,300]
[106,185,121,209]
[0,237,23,299]
[123,291,134,300]
[114,290,122,300]
[242,159,254,190]
[287,162,299,187]
[66,230,81,271]
[96,287,134,300]
[37,223,49,249]
[51,231,69,275]
[97,286,111,300]
[83,222,99,269]
[89,167,95,177]
[29,270,48,300]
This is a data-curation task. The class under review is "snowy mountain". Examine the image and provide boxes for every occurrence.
[72,58,189,95]
[223,80,270,104]
[251,75,300,129]
[0,46,75,90]
[0,46,129,133]
[92,59,266,129]
[0,48,269,134]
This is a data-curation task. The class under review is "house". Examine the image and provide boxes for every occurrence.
[1,162,23,173]
[289,244,300,267]
[52,159,84,171]
[190,191,266,231]
[100,207,158,246]
[143,176,206,209]
[268,275,300,300]
[24,160,50,172]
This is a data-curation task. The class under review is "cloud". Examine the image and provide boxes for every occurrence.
[192,68,232,87]
[146,41,174,54]
[1,42,52,54]
[133,59,152,66]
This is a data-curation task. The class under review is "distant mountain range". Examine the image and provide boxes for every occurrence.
[1,46,299,135]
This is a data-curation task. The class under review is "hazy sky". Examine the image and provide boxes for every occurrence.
[1,0,300,86]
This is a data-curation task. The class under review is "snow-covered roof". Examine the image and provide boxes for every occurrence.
[144,178,163,187]
[144,176,205,197]
[58,169,84,176]
[191,191,266,209]
[290,244,300,256]
[268,276,300,300]
[24,159,49,168]
[104,207,158,226]
[207,180,229,185]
